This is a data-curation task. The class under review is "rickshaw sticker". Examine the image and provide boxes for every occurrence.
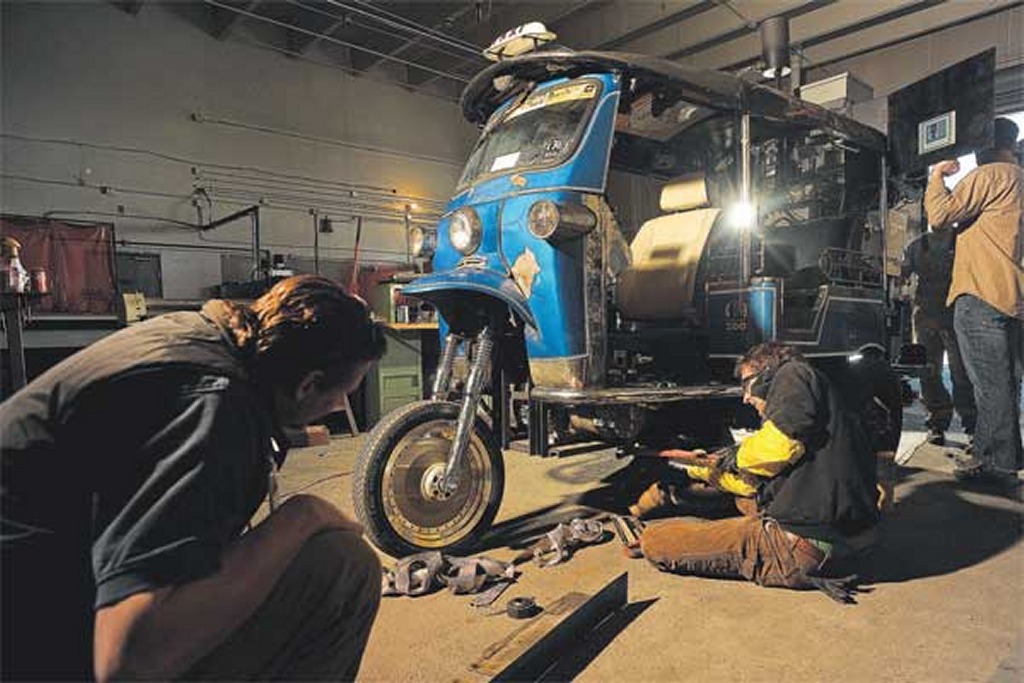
[541,138,565,159]
[544,82,598,105]
[505,81,597,120]
[490,151,521,172]
[511,248,541,299]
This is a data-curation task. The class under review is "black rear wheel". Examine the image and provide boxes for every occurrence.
[353,400,505,557]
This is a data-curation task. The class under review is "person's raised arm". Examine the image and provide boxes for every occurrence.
[925,160,991,229]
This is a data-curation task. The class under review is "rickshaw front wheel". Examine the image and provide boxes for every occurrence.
[353,400,505,558]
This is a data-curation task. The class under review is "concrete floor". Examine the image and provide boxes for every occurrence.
[276,403,1023,682]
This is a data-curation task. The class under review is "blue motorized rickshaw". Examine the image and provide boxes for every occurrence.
[353,26,903,557]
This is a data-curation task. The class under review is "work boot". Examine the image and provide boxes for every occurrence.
[629,482,675,518]
[926,429,945,446]
[952,455,985,481]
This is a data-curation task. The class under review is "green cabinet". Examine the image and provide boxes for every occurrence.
[365,328,422,425]
[365,283,424,426]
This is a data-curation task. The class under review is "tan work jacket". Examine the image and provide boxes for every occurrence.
[924,161,1024,319]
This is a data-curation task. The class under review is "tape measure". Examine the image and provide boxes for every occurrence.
[506,596,542,619]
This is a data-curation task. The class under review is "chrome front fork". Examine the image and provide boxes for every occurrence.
[432,333,461,401]
[440,326,493,494]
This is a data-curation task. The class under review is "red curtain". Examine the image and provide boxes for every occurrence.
[1,216,117,314]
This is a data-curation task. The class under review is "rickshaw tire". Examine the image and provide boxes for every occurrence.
[352,399,505,558]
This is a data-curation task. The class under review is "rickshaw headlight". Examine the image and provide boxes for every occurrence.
[528,200,596,241]
[449,208,482,255]
[409,226,436,258]
[527,201,561,239]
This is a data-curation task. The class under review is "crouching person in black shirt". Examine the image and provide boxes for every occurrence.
[636,343,879,602]
[1,275,387,681]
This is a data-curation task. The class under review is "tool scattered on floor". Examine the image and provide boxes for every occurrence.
[505,596,542,619]
[609,514,645,558]
[381,551,516,597]
[515,517,608,567]
[471,579,514,608]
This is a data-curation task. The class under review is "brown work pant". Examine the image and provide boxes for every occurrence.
[639,498,824,588]
[184,529,382,681]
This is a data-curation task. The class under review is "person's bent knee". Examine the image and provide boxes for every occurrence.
[301,529,382,594]
[638,525,678,571]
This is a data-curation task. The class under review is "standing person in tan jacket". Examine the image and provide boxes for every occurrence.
[925,117,1023,484]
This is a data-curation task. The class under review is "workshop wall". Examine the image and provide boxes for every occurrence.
[1,1,477,299]
[804,5,1023,131]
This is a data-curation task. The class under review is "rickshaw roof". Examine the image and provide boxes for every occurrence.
[461,50,887,153]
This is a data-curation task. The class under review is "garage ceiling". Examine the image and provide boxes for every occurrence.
[130,0,1021,100]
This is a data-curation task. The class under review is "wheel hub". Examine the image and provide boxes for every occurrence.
[420,462,455,501]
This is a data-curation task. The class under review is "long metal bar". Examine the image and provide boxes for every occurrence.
[470,573,629,681]
[531,384,743,405]
[740,112,752,285]
[201,0,471,83]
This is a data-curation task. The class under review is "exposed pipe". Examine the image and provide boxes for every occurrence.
[117,238,265,255]
[194,174,446,213]
[203,189,439,225]
[191,111,462,167]
[199,205,263,281]
[195,167,446,207]
[3,132,447,203]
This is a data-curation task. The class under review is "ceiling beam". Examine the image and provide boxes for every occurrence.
[202,0,470,84]
[720,0,946,72]
[210,0,264,40]
[114,0,145,16]
[597,0,717,50]
[355,3,477,75]
[414,0,607,89]
[803,1,1022,80]
[663,0,835,60]
[292,12,350,55]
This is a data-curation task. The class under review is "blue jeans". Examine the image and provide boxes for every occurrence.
[953,295,1023,474]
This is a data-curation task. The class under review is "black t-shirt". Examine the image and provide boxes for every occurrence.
[1,310,277,679]
[756,360,879,540]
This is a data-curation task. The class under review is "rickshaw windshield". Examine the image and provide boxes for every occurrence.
[457,78,603,189]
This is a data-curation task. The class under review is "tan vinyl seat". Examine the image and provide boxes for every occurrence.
[616,173,721,320]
